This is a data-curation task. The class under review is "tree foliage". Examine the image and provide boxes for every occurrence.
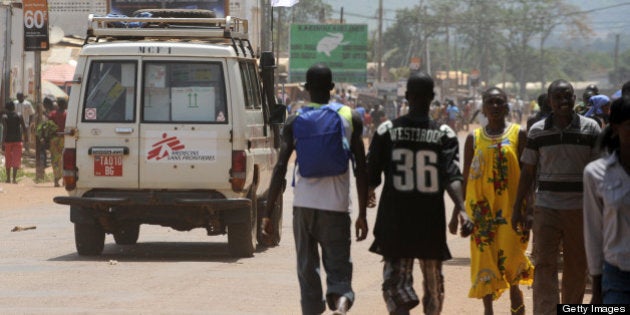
[378,0,596,96]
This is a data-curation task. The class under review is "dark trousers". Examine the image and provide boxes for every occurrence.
[293,206,353,315]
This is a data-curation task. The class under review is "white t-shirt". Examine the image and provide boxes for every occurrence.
[14,100,35,126]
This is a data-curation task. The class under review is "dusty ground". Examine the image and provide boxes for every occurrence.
[0,153,64,209]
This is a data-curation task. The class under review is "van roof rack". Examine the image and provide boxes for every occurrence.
[85,14,253,56]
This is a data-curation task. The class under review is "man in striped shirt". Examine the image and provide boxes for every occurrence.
[511,79,601,315]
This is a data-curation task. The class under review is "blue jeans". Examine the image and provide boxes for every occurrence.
[293,206,354,315]
[603,261,630,304]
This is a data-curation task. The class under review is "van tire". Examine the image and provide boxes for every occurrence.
[74,223,105,256]
[228,192,257,257]
[113,224,140,245]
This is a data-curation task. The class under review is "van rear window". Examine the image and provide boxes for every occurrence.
[83,61,137,122]
[142,62,228,123]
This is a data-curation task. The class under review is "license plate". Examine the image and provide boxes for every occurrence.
[94,154,123,176]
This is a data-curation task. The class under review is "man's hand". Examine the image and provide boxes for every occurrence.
[590,275,602,304]
[355,217,368,241]
[261,217,273,236]
[449,208,473,237]
[458,211,474,237]
[367,188,376,208]
[260,217,275,246]
[511,203,533,233]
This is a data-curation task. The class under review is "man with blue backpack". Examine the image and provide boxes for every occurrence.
[262,64,369,315]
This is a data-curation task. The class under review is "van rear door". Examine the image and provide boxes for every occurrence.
[138,60,232,189]
[74,59,140,189]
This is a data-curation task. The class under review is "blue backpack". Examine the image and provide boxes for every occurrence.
[293,103,352,178]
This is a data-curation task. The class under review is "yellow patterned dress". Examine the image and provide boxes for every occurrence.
[465,123,534,299]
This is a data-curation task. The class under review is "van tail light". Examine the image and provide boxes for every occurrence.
[230,150,246,192]
[62,148,78,191]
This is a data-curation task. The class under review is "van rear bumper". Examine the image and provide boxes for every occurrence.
[53,195,251,211]
[54,191,252,230]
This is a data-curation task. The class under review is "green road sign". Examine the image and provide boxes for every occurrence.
[289,24,367,84]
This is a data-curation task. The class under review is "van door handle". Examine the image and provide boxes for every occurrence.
[115,127,134,134]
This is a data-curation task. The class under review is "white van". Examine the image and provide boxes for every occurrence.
[54,11,285,257]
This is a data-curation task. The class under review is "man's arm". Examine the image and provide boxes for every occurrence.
[583,164,604,304]
[350,110,368,241]
[511,163,536,232]
[261,117,296,236]
[449,132,475,236]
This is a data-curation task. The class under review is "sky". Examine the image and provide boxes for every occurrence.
[323,0,630,37]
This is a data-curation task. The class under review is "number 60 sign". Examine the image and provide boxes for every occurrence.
[23,0,50,51]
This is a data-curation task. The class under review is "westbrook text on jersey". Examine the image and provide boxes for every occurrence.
[389,127,444,144]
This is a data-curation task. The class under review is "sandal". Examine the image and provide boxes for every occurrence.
[511,304,524,315]
[510,287,525,315]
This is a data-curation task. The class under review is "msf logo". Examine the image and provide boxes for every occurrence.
[147,133,185,160]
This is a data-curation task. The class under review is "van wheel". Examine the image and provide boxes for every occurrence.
[228,193,257,257]
[133,9,216,19]
[113,224,140,245]
[74,223,105,256]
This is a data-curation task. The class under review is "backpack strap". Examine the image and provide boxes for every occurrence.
[326,103,356,173]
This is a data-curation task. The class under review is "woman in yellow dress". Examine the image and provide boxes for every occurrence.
[453,87,534,315]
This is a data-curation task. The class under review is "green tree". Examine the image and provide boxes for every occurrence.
[273,0,333,57]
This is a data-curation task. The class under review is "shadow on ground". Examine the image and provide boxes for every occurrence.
[48,242,274,263]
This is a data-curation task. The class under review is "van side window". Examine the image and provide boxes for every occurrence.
[246,62,263,109]
[83,61,137,122]
[143,61,227,123]
[239,61,254,109]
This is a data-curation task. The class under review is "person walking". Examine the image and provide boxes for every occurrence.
[511,79,601,315]
[583,96,630,304]
[366,73,472,315]
[48,98,67,187]
[526,93,550,131]
[261,64,369,315]
[13,92,35,153]
[584,94,611,128]
[2,101,27,183]
[456,87,533,315]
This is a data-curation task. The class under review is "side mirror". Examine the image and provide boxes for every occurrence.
[269,104,287,124]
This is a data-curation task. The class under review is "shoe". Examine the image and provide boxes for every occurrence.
[12,180,17,184]
[332,296,349,315]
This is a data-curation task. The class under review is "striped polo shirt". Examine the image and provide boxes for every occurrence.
[521,113,601,209]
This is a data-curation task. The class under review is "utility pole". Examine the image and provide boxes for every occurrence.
[614,33,620,82]
[273,7,285,92]
[423,5,430,75]
[340,6,343,24]
[261,0,272,52]
[376,0,382,82]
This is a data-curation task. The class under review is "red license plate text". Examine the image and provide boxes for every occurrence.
[94,155,123,176]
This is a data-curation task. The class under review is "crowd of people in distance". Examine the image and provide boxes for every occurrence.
[1,93,67,186]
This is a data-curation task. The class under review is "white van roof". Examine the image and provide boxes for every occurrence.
[81,41,239,58]
[83,14,254,58]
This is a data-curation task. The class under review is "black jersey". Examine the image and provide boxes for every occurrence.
[367,115,462,260]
